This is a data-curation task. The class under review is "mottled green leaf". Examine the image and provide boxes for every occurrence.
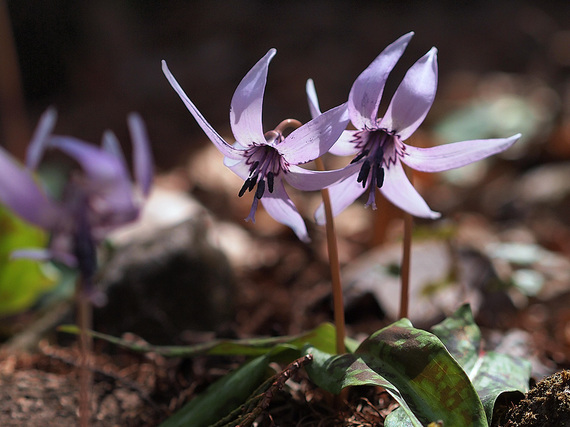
[431,304,531,424]
[431,303,482,372]
[305,346,423,427]
[358,318,487,426]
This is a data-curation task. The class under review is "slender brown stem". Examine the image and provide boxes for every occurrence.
[400,211,413,319]
[399,170,414,319]
[274,118,302,134]
[315,157,345,354]
[77,280,92,427]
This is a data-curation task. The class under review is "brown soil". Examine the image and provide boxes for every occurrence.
[503,370,570,427]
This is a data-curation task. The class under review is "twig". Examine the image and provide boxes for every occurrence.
[214,354,314,427]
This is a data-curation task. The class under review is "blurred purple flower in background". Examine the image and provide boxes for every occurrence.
[308,32,521,223]
[0,108,153,300]
[163,49,358,242]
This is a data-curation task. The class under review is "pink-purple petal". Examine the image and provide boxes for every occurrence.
[128,113,154,196]
[26,108,57,170]
[285,162,361,191]
[224,156,250,180]
[314,174,367,225]
[305,78,322,119]
[102,130,127,168]
[277,103,349,164]
[230,49,276,147]
[401,134,521,172]
[329,130,360,156]
[0,147,58,228]
[380,161,440,219]
[49,136,128,184]
[162,60,242,160]
[380,47,438,140]
[349,32,414,130]
[259,179,310,243]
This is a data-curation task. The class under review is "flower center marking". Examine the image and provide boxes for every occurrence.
[350,127,404,207]
[238,119,302,200]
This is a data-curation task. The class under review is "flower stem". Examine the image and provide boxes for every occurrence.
[76,278,93,427]
[400,211,413,319]
[399,170,414,319]
[274,118,302,134]
[315,157,346,354]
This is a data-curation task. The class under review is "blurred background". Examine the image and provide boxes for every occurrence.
[2,0,569,170]
[1,0,570,341]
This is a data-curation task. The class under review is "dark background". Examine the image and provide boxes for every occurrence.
[3,0,569,171]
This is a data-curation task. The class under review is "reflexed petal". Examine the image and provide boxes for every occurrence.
[380,161,440,219]
[260,179,310,242]
[285,162,361,191]
[102,130,127,169]
[380,47,438,140]
[314,174,367,225]
[0,147,58,228]
[48,136,138,223]
[162,60,242,160]
[230,49,276,147]
[277,103,349,164]
[349,32,414,130]
[401,134,521,172]
[26,108,58,170]
[128,113,154,196]
[329,130,360,156]
[49,136,128,185]
[305,78,322,119]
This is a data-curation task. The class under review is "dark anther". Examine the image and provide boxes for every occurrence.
[256,179,266,199]
[351,150,369,164]
[248,175,258,192]
[249,161,259,174]
[239,179,251,197]
[357,160,371,187]
[267,172,274,193]
[376,165,385,188]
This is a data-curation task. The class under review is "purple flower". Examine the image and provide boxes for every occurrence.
[308,32,521,223]
[163,49,358,242]
[0,109,153,278]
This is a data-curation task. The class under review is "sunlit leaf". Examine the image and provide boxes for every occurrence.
[307,318,487,426]
[0,207,56,316]
[305,346,423,427]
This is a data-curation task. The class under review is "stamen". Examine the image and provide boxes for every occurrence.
[357,160,371,187]
[376,165,385,188]
[239,179,251,197]
[256,179,265,199]
[248,175,258,191]
[351,150,369,164]
[267,172,274,193]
